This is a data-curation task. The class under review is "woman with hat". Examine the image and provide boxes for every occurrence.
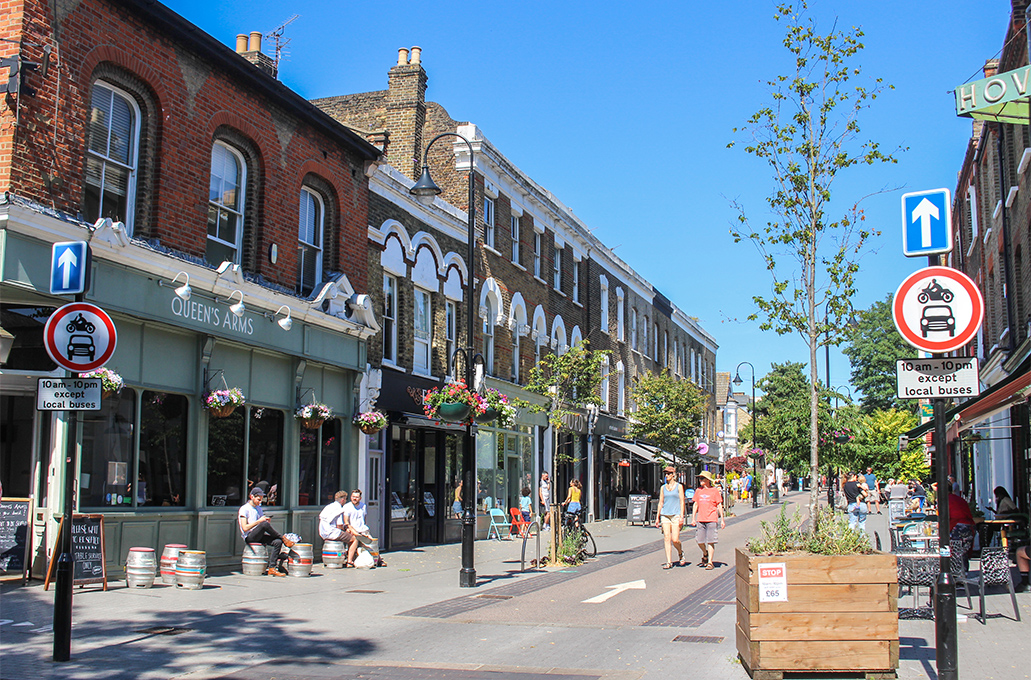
[690,470,726,570]
[655,466,686,569]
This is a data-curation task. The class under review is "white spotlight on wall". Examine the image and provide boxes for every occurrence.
[158,271,192,300]
[275,305,292,331]
[220,290,245,317]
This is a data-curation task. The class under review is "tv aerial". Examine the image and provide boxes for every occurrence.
[265,15,299,73]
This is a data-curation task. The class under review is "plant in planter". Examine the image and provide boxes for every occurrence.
[204,387,246,418]
[476,388,519,427]
[422,380,486,424]
[737,506,897,679]
[353,409,387,434]
[80,367,123,399]
[296,401,333,430]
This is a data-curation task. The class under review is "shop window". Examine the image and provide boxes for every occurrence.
[85,81,139,232]
[0,305,58,371]
[206,141,246,266]
[206,408,245,506]
[297,187,324,296]
[247,408,284,506]
[444,433,462,519]
[298,419,341,506]
[138,392,188,506]
[80,389,137,508]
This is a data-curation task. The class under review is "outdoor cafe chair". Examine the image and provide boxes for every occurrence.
[969,546,1021,623]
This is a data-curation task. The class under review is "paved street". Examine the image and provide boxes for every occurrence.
[1,491,1028,680]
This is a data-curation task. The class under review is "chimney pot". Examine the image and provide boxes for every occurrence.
[397,48,409,66]
[410,46,422,65]
[249,31,262,53]
[236,34,248,54]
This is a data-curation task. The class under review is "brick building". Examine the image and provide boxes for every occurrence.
[315,48,718,541]
[0,0,382,576]
[940,0,1031,517]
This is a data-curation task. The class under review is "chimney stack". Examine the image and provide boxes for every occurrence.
[235,30,277,78]
[410,46,422,65]
[386,47,428,181]
[236,34,248,53]
[397,48,409,66]
[248,31,262,53]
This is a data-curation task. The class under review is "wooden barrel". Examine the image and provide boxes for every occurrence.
[125,547,157,588]
[321,540,346,569]
[287,543,313,577]
[242,543,268,576]
[160,544,188,585]
[175,550,206,589]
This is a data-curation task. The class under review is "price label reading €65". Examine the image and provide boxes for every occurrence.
[758,563,788,602]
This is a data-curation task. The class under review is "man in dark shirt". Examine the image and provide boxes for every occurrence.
[843,472,869,532]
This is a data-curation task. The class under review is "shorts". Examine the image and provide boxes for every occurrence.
[452,500,462,516]
[567,501,581,513]
[659,514,682,531]
[696,521,719,544]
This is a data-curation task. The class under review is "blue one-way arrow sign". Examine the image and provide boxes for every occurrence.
[50,241,91,295]
[901,189,952,257]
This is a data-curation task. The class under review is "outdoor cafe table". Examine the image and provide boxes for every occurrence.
[902,534,938,553]
[981,519,1019,547]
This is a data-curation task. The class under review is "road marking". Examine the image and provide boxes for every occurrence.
[582,579,646,604]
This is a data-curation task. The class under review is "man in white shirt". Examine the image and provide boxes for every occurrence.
[238,487,294,576]
[342,489,376,567]
[318,490,353,543]
[539,471,551,530]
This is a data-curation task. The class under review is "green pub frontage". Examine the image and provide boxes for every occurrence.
[0,203,379,577]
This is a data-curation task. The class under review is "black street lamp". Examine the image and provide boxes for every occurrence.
[733,362,759,509]
[411,132,479,588]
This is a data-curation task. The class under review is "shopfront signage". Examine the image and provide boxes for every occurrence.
[170,295,254,336]
[955,64,1031,123]
[43,302,117,372]
[896,357,980,400]
[36,377,102,411]
[892,266,983,354]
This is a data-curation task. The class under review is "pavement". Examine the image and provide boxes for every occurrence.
[0,490,1028,680]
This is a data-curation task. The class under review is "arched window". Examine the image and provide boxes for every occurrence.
[482,298,495,376]
[298,187,324,295]
[600,355,610,412]
[85,81,140,233]
[206,141,247,265]
[616,362,626,416]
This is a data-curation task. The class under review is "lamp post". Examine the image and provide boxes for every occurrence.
[828,385,852,510]
[411,132,479,588]
[733,362,758,508]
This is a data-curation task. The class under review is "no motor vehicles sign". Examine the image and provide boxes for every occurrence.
[892,266,983,354]
[43,303,118,373]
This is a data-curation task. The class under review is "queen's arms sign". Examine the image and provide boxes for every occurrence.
[955,65,1031,124]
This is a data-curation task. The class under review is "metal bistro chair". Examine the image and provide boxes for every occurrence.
[969,546,1021,623]
[888,499,906,524]
[895,552,939,610]
[487,508,512,540]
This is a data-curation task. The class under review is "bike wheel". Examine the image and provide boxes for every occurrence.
[582,529,597,558]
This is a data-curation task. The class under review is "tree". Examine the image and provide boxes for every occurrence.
[753,362,833,475]
[851,408,927,480]
[729,1,901,525]
[524,340,607,464]
[842,294,917,414]
[627,370,705,466]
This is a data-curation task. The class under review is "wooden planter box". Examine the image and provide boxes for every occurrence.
[735,548,899,680]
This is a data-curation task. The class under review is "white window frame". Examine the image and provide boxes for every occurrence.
[382,274,398,365]
[207,140,247,265]
[631,308,638,350]
[572,258,580,303]
[86,80,140,234]
[482,301,495,376]
[553,244,562,292]
[663,331,668,367]
[297,187,324,295]
[413,287,432,376]
[534,232,542,278]
[600,355,610,412]
[446,300,457,377]
[600,276,609,331]
[511,330,520,383]
[643,315,649,357]
[511,214,520,264]
[616,288,625,341]
[617,362,626,416]
[484,197,495,248]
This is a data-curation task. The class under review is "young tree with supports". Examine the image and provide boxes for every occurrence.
[729,1,902,527]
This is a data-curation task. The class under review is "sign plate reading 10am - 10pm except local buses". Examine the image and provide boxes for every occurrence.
[896,358,980,400]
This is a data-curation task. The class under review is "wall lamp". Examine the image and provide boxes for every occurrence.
[217,290,245,317]
[268,305,292,331]
[158,271,192,300]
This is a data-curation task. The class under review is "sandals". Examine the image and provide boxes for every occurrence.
[706,563,715,570]
[677,559,687,567]
[662,563,673,570]
[344,561,355,568]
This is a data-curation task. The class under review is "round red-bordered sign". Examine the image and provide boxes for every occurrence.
[43,302,118,372]
[893,266,983,354]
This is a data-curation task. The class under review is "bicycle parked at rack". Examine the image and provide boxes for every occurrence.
[562,510,597,559]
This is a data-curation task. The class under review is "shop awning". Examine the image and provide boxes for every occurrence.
[905,356,1031,439]
[606,438,659,464]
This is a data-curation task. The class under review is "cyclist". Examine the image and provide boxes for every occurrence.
[562,479,583,527]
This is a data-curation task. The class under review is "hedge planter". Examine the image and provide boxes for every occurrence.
[735,548,899,680]
[435,402,472,423]
[474,407,500,424]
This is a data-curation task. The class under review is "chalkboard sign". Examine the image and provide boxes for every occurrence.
[627,494,649,525]
[44,514,107,590]
[0,498,32,579]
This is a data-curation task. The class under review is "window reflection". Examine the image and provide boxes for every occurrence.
[139,391,188,506]
[80,389,136,507]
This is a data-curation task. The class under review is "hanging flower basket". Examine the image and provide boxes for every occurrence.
[296,402,333,430]
[477,388,518,428]
[422,380,486,425]
[353,409,387,435]
[80,368,123,400]
[204,387,246,418]
[475,407,500,424]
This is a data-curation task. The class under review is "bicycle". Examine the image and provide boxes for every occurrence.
[562,510,597,559]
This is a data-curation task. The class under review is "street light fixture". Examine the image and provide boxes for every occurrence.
[733,362,759,508]
[411,132,479,588]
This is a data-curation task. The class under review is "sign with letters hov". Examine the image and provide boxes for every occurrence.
[896,358,980,400]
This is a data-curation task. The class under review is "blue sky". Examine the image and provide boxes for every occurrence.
[163,0,1010,394]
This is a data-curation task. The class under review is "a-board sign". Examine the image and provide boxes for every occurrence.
[627,495,649,525]
[0,498,33,579]
[896,357,980,400]
[44,514,108,590]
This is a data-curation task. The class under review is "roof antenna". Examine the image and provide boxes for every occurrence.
[265,15,299,74]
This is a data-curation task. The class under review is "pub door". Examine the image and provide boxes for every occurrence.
[387,426,447,550]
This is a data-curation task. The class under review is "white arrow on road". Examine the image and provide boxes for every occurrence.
[57,247,78,288]
[582,579,646,604]
[911,198,940,247]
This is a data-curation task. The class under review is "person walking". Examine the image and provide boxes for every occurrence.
[538,471,552,531]
[690,470,725,569]
[655,466,686,569]
[843,472,869,532]
[864,467,881,515]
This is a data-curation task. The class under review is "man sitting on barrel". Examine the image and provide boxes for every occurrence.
[238,487,294,576]
[342,489,382,567]
[318,491,354,556]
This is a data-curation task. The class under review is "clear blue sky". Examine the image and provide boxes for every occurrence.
[164,0,1010,395]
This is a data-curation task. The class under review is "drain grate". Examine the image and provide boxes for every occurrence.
[475,593,513,600]
[703,600,736,605]
[347,589,384,594]
[135,627,194,636]
[672,635,724,644]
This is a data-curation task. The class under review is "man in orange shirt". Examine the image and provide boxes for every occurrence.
[690,470,726,569]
